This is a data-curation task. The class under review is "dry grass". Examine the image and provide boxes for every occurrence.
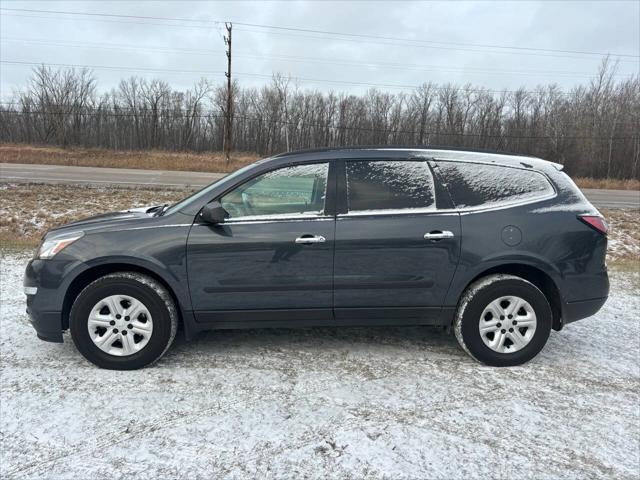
[0,143,260,173]
[0,183,190,248]
[1,183,638,267]
[574,177,640,191]
[601,208,640,265]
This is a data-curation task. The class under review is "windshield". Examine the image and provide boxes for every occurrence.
[163,162,259,216]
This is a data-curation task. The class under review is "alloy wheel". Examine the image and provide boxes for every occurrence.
[478,295,537,354]
[87,295,153,356]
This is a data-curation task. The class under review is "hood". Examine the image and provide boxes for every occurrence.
[46,205,163,237]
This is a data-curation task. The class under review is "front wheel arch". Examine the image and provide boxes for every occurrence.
[62,263,184,332]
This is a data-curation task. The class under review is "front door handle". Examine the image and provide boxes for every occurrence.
[295,235,326,245]
[424,230,455,240]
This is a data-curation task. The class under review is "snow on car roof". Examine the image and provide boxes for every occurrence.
[272,146,562,171]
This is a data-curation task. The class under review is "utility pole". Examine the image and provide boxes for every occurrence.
[223,22,232,164]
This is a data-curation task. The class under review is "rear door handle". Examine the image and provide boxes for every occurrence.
[424,230,455,240]
[295,235,326,245]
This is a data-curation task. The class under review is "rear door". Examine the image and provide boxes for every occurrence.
[333,159,461,323]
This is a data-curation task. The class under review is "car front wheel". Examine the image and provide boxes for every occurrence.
[454,274,552,366]
[70,272,178,370]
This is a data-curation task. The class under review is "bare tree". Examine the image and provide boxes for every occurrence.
[1,64,638,180]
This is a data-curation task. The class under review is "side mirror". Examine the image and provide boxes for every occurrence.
[200,201,228,224]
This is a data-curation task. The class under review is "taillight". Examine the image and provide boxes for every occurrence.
[578,215,608,235]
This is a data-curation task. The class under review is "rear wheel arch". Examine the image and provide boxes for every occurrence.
[62,263,184,331]
[459,263,563,331]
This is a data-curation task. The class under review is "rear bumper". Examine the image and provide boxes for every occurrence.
[562,296,608,326]
[560,263,609,327]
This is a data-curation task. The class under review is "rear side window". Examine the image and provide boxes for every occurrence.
[346,160,435,212]
[437,161,554,208]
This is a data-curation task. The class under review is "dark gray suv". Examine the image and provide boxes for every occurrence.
[24,147,609,369]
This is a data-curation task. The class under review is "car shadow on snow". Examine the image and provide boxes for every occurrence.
[156,320,604,370]
[162,325,464,362]
[47,318,595,370]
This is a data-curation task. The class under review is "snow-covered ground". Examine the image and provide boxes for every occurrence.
[1,251,638,479]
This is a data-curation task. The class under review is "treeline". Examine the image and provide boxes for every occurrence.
[0,62,638,179]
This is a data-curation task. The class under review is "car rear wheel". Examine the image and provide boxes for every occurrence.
[70,272,178,370]
[454,274,552,366]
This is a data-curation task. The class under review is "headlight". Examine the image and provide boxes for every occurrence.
[37,232,84,259]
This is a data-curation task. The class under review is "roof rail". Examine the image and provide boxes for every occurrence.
[271,144,539,159]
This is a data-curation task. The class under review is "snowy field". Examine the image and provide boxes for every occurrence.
[1,251,639,479]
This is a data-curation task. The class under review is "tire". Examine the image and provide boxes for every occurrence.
[454,274,552,367]
[70,272,178,370]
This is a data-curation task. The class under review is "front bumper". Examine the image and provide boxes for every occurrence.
[24,258,67,343]
[25,307,64,342]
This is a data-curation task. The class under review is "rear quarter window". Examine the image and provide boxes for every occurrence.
[436,161,554,209]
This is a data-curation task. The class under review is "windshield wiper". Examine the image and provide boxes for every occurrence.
[153,204,169,217]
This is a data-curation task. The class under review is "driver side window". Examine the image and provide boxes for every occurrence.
[220,162,329,220]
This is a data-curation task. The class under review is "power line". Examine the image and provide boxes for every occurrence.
[233,26,639,63]
[1,60,225,76]
[4,101,638,129]
[1,36,222,56]
[0,7,216,25]
[0,12,214,30]
[3,9,631,64]
[0,109,634,141]
[2,103,634,128]
[2,60,584,95]
[232,22,639,59]
[2,7,638,61]
[2,99,633,124]
[3,37,634,79]
[0,109,224,119]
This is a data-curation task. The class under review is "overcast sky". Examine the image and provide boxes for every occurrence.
[1,0,638,99]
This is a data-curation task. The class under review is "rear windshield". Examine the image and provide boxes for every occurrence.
[437,161,554,208]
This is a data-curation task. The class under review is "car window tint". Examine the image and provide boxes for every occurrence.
[346,161,435,212]
[437,161,554,208]
[220,163,328,219]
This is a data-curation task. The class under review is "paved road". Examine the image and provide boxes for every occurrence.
[580,188,640,209]
[1,162,638,208]
[0,162,224,188]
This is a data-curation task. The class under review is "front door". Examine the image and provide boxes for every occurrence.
[187,162,335,325]
[333,159,461,322]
